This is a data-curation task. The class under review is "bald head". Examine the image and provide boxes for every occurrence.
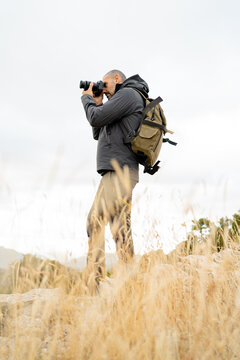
[104,69,126,82]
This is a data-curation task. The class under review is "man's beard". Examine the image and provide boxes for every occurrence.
[105,92,114,100]
[105,84,117,100]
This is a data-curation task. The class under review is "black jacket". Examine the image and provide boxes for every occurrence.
[81,74,149,178]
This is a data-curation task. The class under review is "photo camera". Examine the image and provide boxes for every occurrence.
[79,80,105,97]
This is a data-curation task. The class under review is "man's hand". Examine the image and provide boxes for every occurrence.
[82,82,94,97]
[93,93,103,106]
[82,82,103,106]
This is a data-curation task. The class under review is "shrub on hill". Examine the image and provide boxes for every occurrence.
[171,210,240,257]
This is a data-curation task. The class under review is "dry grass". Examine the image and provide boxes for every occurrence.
[0,234,240,360]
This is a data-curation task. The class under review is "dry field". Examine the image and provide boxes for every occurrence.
[0,232,240,360]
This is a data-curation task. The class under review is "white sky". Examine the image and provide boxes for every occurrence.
[0,0,240,259]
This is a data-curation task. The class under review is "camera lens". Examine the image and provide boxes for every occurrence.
[79,81,90,90]
[79,80,105,96]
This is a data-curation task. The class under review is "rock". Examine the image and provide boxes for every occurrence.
[0,288,61,307]
[0,288,62,337]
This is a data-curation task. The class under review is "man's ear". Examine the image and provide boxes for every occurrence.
[114,74,120,83]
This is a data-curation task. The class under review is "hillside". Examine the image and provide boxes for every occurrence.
[0,246,240,359]
[0,246,23,269]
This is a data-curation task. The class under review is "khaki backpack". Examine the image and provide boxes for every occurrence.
[123,88,177,175]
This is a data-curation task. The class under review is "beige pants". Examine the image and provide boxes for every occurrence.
[86,166,138,284]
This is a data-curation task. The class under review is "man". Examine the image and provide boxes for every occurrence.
[81,70,149,291]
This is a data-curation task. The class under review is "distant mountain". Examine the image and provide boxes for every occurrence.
[0,246,118,271]
[66,253,118,271]
[0,246,24,269]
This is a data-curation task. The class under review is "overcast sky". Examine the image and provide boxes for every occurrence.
[0,0,239,256]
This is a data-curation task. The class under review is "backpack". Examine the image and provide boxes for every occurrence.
[122,88,177,175]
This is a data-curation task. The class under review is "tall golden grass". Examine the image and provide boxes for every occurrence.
[0,228,240,359]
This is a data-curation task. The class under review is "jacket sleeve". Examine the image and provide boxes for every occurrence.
[92,127,100,140]
[81,88,140,128]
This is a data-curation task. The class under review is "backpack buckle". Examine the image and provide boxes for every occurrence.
[143,160,161,175]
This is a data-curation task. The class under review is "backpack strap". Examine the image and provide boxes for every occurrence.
[142,119,166,132]
[142,120,177,145]
[130,87,163,120]
[142,97,163,119]
[130,87,148,101]
[143,120,175,135]
[163,138,177,146]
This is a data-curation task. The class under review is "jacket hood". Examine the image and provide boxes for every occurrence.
[116,74,149,97]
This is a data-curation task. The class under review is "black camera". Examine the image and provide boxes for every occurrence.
[79,80,105,97]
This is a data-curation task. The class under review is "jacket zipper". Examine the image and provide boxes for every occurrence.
[104,126,111,145]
